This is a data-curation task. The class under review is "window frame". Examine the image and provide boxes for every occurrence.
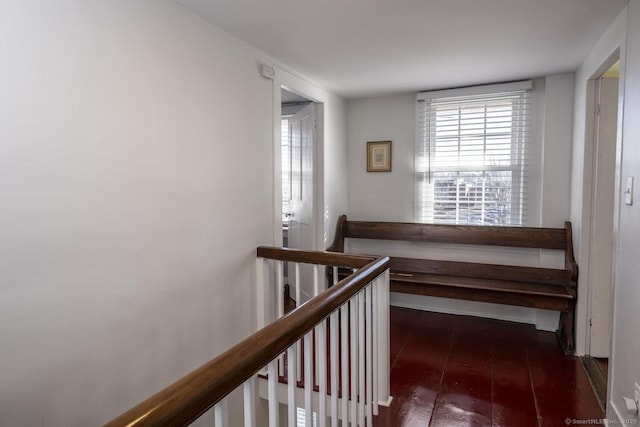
[414,81,533,226]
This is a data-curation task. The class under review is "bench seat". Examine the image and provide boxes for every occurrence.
[390,272,573,309]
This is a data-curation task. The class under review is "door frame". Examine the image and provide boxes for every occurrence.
[586,69,619,357]
[272,67,326,252]
[580,47,625,359]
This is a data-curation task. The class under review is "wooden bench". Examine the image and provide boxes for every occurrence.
[327,215,578,354]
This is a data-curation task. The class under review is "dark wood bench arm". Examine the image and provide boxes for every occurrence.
[565,221,579,286]
[327,214,348,253]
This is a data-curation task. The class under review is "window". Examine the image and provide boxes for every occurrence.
[415,81,532,226]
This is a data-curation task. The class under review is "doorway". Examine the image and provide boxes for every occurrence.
[583,58,621,410]
[280,88,317,305]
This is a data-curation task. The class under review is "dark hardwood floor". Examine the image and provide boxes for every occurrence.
[582,356,609,411]
[374,307,603,427]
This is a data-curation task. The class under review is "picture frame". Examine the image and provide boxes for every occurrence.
[366,141,392,172]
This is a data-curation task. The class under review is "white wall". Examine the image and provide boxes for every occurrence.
[0,1,346,425]
[572,1,640,420]
[540,74,576,228]
[603,1,640,422]
[323,93,348,247]
[345,75,574,328]
[346,93,416,222]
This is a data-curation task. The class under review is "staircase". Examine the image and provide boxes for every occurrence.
[104,247,391,427]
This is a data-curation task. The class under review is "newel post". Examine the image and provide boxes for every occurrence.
[376,269,391,406]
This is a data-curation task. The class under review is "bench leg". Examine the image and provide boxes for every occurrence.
[558,309,575,355]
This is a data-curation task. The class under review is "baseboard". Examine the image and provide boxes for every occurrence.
[378,396,393,407]
[389,293,558,331]
[581,356,606,412]
[609,400,624,426]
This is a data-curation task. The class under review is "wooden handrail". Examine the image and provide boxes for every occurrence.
[105,252,390,427]
[256,246,376,268]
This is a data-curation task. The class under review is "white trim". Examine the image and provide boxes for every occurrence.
[390,297,532,324]
[390,294,559,331]
[272,75,284,247]
[417,80,533,100]
[378,396,393,407]
[578,45,625,360]
[585,53,621,358]
[572,4,628,357]
[608,399,624,426]
[272,66,327,252]
[606,35,626,409]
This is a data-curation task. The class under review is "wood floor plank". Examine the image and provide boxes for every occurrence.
[374,307,603,427]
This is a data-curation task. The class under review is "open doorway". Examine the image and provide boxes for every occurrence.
[280,88,317,306]
[583,57,620,410]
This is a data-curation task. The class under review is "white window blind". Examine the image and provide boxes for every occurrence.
[415,81,532,226]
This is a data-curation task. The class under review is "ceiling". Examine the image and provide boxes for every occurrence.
[178,0,628,99]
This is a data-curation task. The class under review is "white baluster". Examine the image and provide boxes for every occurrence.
[295,262,302,306]
[377,270,391,406]
[350,298,357,426]
[372,278,379,416]
[243,377,256,427]
[365,285,373,423]
[296,263,303,383]
[288,346,297,427]
[256,257,266,331]
[214,399,228,427]
[340,304,349,425]
[268,360,279,427]
[277,261,284,319]
[330,311,339,427]
[277,261,285,374]
[314,264,320,296]
[314,264,320,387]
[358,292,365,426]
[304,332,313,427]
[318,321,327,427]
[334,265,345,426]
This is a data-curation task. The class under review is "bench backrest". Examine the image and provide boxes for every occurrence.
[389,257,569,286]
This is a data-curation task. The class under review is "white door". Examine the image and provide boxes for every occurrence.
[284,103,316,302]
[589,76,618,357]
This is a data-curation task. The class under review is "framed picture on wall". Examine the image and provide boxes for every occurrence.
[367,141,392,172]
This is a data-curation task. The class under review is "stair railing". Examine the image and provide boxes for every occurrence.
[104,247,390,427]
